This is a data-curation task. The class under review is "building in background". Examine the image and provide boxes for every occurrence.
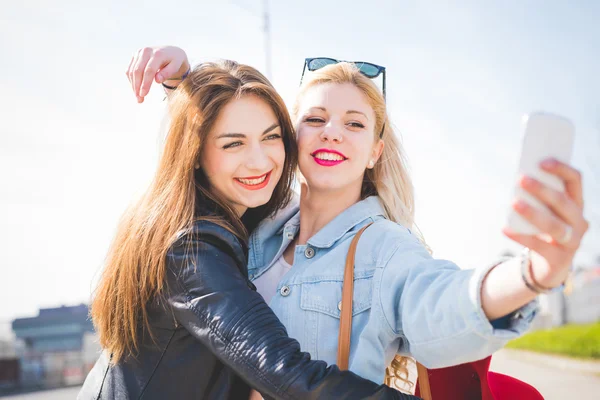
[532,266,600,330]
[0,339,19,392]
[566,266,600,324]
[5,304,100,393]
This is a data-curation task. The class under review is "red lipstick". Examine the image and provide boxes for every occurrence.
[310,148,347,167]
[234,171,272,191]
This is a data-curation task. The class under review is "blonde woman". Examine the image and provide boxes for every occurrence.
[131,47,588,396]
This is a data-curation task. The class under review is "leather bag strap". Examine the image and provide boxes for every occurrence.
[336,222,432,399]
[337,223,372,370]
[416,362,432,400]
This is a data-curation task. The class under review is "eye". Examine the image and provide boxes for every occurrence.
[347,122,365,128]
[305,117,325,124]
[264,133,282,141]
[223,141,243,149]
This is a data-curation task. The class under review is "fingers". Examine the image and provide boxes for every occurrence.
[139,55,166,99]
[126,46,189,102]
[126,55,135,85]
[132,47,152,103]
[503,228,562,260]
[511,200,578,248]
[126,53,138,96]
[519,175,582,228]
[541,159,584,207]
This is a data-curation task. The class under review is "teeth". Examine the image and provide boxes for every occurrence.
[237,174,267,185]
[314,152,344,161]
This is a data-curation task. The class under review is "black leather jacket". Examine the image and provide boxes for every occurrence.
[79,220,418,400]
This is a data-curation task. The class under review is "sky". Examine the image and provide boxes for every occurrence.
[1,0,599,337]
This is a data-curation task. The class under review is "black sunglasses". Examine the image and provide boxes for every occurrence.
[300,57,387,137]
[300,57,386,100]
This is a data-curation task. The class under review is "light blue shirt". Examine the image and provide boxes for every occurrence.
[248,195,538,383]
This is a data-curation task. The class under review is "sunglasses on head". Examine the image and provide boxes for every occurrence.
[300,57,387,137]
[300,57,386,100]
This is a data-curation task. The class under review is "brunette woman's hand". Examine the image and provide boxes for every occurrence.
[503,158,589,289]
[126,46,190,103]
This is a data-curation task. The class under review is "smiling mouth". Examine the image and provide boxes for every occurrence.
[234,171,272,190]
[311,149,347,166]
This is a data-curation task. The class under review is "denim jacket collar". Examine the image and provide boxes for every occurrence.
[307,196,385,248]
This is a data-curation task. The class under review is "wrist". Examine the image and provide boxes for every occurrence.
[163,60,190,83]
[529,249,569,289]
[162,62,191,91]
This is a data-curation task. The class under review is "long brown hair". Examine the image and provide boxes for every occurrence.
[294,62,428,392]
[91,60,297,364]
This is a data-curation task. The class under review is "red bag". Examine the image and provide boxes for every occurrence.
[415,356,543,399]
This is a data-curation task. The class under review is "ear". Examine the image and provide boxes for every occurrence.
[371,138,385,165]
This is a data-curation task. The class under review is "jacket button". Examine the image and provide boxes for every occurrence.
[338,301,343,311]
[304,247,315,259]
[286,232,294,240]
[511,311,523,321]
[280,285,291,297]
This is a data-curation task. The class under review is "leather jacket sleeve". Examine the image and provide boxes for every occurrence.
[166,222,417,400]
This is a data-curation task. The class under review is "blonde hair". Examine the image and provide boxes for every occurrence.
[91,60,297,364]
[294,62,427,391]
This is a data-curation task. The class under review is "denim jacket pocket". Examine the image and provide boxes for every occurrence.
[300,272,374,317]
[298,271,374,360]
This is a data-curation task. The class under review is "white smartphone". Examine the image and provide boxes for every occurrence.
[507,112,575,235]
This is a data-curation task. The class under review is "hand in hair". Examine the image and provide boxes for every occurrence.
[126,45,190,103]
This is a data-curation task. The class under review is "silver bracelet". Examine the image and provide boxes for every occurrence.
[520,248,550,295]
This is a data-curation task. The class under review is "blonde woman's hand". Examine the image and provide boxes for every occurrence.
[126,46,190,103]
[503,158,589,289]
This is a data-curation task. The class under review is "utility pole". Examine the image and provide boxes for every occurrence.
[263,0,272,80]
[229,0,272,80]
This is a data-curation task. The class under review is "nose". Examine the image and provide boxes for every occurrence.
[245,142,271,172]
[320,120,343,143]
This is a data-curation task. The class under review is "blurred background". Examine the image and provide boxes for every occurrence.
[1,0,599,398]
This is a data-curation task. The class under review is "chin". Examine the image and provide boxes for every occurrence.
[240,193,274,209]
[305,177,346,192]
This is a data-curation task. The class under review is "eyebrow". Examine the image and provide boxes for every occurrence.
[308,107,369,120]
[216,122,280,139]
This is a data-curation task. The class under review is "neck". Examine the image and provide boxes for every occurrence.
[297,182,362,245]
[234,205,248,218]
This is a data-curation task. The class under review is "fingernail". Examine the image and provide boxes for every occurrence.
[156,74,163,83]
[514,200,528,211]
[521,176,538,188]
[541,159,557,168]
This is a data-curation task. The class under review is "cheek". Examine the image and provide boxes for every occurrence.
[350,135,375,161]
[273,141,286,166]
[202,149,236,183]
[296,126,317,152]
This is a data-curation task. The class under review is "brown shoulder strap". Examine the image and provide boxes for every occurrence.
[336,223,372,370]
[336,222,432,399]
[417,362,432,400]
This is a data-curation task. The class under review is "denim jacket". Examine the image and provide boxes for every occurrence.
[248,196,538,384]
